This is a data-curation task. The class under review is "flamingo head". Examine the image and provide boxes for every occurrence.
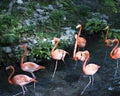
[105,39,113,47]
[53,37,59,43]
[6,65,14,70]
[18,44,27,49]
[76,24,82,29]
[105,26,109,30]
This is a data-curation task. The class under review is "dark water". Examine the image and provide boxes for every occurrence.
[0,36,120,96]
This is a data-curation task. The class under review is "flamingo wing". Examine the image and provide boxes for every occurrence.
[22,62,39,72]
[51,49,66,60]
[12,74,35,86]
[113,48,120,59]
[84,64,100,75]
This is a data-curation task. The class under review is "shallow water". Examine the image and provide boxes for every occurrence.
[0,36,120,96]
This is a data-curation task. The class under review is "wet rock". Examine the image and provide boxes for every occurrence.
[3,47,12,53]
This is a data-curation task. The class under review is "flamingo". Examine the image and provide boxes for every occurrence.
[80,50,100,95]
[73,40,86,69]
[6,65,38,96]
[75,24,87,50]
[50,37,69,79]
[104,26,113,63]
[108,38,120,76]
[19,44,45,88]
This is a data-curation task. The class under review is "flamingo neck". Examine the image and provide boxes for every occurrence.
[8,67,14,84]
[82,51,90,72]
[20,47,27,67]
[77,26,82,37]
[110,39,119,59]
[73,41,77,60]
[51,41,58,52]
[105,28,109,41]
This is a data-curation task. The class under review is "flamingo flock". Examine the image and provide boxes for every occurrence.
[4,24,120,96]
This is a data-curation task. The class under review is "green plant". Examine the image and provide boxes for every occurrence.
[0,34,19,45]
[0,14,18,33]
[30,40,53,61]
[110,29,120,40]
[84,18,108,35]
[49,9,65,29]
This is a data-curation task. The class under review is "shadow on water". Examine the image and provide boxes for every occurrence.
[0,35,120,96]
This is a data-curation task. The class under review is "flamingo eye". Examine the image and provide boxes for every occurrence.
[81,53,82,56]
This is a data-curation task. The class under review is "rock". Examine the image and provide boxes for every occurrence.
[3,47,12,53]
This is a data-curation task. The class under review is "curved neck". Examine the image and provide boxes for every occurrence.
[105,28,109,40]
[8,67,14,84]
[110,39,119,58]
[20,47,27,67]
[73,41,77,59]
[77,26,82,37]
[82,51,90,70]
[51,41,59,52]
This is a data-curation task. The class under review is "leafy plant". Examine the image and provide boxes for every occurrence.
[49,9,65,29]
[84,18,108,35]
[110,29,120,40]
[30,40,53,61]
[0,34,19,45]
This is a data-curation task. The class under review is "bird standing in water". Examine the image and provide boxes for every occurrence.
[19,44,45,88]
[6,65,37,96]
[75,24,87,50]
[50,37,69,79]
[80,50,100,95]
[107,38,120,76]
[73,40,87,69]
[104,26,113,63]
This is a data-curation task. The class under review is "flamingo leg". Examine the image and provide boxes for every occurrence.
[13,86,26,96]
[31,72,36,79]
[81,76,91,95]
[103,49,108,64]
[91,75,94,86]
[22,86,26,96]
[114,60,119,77]
[31,72,36,88]
[74,61,78,69]
[51,60,58,80]
[62,60,68,72]
[24,86,28,92]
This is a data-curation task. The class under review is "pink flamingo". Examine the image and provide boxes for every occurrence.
[104,26,113,63]
[75,24,87,50]
[19,44,45,88]
[6,65,37,96]
[50,37,69,79]
[80,50,100,95]
[73,40,87,69]
[108,38,120,76]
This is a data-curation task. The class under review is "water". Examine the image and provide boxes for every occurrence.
[0,36,120,96]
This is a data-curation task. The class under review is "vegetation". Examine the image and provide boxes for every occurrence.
[0,0,120,64]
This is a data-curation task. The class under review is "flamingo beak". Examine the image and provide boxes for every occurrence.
[76,24,81,29]
[39,65,45,69]
[104,26,109,30]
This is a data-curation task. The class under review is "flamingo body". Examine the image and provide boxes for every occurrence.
[51,49,68,60]
[75,24,87,49]
[83,63,100,75]
[19,44,45,78]
[21,62,45,73]
[80,50,100,95]
[75,35,86,49]
[6,65,37,96]
[50,37,69,79]
[11,74,37,86]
